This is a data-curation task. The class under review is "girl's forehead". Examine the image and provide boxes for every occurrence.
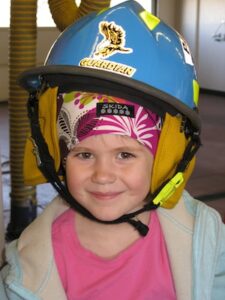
[57,91,161,159]
[74,134,147,149]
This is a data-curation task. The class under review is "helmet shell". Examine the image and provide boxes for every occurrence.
[19,0,200,130]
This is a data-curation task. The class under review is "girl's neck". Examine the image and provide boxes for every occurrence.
[74,211,150,259]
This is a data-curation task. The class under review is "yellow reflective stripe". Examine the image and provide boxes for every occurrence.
[153,172,184,206]
[193,79,199,106]
[97,8,108,15]
[139,11,160,30]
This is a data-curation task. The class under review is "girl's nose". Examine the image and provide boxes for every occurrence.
[91,159,116,184]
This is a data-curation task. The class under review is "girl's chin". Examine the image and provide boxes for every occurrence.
[83,208,126,223]
[91,213,122,223]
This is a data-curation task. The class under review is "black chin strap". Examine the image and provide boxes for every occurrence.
[27,92,201,237]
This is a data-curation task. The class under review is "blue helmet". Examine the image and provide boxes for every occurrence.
[21,1,201,234]
[20,0,200,130]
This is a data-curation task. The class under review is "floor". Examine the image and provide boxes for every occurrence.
[0,92,225,231]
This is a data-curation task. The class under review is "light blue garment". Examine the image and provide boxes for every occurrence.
[0,192,225,299]
[187,194,225,300]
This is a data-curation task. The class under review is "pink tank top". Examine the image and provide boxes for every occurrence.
[52,209,176,299]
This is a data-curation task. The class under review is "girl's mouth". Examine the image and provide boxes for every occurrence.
[89,191,123,201]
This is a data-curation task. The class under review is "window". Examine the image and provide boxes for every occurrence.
[0,0,55,27]
[0,0,152,27]
[111,0,152,12]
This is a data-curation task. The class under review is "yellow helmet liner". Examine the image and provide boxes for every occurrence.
[24,87,60,185]
[150,113,196,209]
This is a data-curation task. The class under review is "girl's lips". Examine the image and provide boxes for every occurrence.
[89,191,122,201]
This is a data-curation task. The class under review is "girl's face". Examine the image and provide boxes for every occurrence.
[66,134,153,221]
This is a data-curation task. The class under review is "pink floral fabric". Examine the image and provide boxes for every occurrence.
[57,91,161,159]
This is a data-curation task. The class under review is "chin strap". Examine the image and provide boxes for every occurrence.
[27,92,201,237]
[127,219,149,236]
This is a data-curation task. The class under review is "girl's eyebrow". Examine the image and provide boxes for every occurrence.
[70,146,92,153]
[111,146,143,152]
[71,145,144,153]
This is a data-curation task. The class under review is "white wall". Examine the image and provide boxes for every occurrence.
[198,0,225,91]
[175,0,199,64]
[157,0,178,28]
[176,0,225,92]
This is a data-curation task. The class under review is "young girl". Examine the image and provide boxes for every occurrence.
[1,1,225,299]
[52,92,174,299]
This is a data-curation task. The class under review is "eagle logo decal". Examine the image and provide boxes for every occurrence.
[94,21,133,58]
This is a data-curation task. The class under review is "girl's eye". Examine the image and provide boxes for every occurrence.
[76,152,93,160]
[118,152,135,159]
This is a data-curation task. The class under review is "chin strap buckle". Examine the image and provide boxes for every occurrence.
[30,137,42,167]
[153,172,184,206]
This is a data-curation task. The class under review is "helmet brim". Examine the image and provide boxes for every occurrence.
[19,65,201,131]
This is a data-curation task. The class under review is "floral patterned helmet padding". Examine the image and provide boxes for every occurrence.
[57,91,161,163]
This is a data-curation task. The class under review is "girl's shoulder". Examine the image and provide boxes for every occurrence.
[183,190,224,226]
